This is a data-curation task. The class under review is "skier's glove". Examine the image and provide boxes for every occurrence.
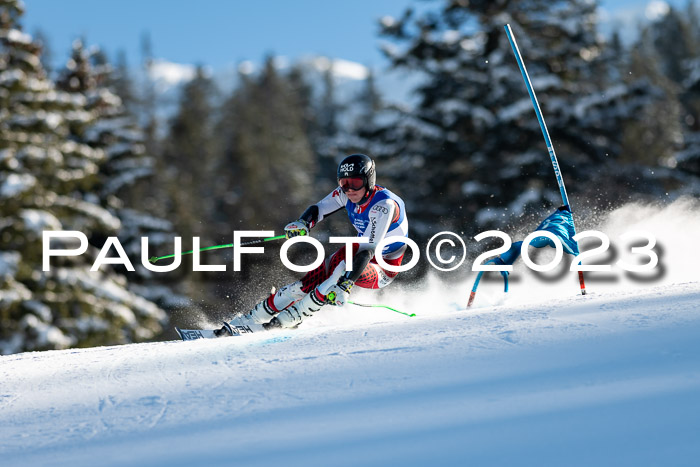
[326,279,354,307]
[284,219,309,239]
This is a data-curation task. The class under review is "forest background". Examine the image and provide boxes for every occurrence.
[1,0,699,353]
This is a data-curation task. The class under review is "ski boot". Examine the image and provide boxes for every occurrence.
[271,280,305,310]
[272,288,327,328]
[216,281,306,335]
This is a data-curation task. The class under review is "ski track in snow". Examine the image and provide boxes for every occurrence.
[0,281,699,466]
[1,199,700,466]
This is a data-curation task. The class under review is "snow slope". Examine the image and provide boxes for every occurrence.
[1,281,699,466]
[1,200,699,466]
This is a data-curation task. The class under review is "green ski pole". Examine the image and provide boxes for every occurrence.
[348,301,416,317]
[149,234,286,264]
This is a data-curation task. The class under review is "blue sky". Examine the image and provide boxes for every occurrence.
[23,0,411,68]
[21,0,683,70]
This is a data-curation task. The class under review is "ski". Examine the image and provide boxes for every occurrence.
[175,328,218,340]
[175,321,267,341]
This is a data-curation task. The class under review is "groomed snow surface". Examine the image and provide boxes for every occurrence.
[1,200,699,466]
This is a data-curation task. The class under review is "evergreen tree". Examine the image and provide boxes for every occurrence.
[161,66,218,240]
[373,0,665,237]
[632,5,700,178]
[318,62,340,138]
[215,57,316,231]
[623,26,682,168]
[286,62,341,229]
[111,49,137,115]
[139,32,159,172]
[314,60,348,180]
[31,27,52,75]
[57,41,151,208]
[0,1,167,353]
[355,68,382,128]
[287,63,321,165]
[55,39,178,304]
[648,5,696,83]
[674,1,700,177]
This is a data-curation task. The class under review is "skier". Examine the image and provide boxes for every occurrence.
[218,153,409,333]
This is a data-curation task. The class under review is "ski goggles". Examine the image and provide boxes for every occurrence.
[338,176,365,192]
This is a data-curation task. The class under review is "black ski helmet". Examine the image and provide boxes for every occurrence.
[337,154,376,196]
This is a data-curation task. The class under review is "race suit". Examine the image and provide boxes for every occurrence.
[298,185,409,293]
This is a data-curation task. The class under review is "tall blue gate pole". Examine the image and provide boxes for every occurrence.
[504,24,586,296]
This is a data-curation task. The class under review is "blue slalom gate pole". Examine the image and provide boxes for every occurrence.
[504,24,570,207]
[504,23,586,296]
[466,25,587,308]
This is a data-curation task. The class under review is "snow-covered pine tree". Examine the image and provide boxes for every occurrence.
[55,39,181,310]
[31,26,52,75]
[0,1,166,354]
[371,0,663,236]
